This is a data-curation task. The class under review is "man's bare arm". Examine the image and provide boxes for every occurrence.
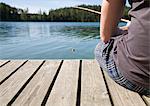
[100,0,125,43]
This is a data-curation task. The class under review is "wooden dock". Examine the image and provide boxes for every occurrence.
[0,60,149,106]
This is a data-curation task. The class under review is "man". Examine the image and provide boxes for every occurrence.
[95,0,150,96]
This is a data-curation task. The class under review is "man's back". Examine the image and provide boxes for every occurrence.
[95,0,150,96]
[113,0,150,88]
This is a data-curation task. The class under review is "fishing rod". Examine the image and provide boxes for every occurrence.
[71,6,130,52]
[73,6,130,24]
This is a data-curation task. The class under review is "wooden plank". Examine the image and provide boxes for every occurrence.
[0,60,43,105]
[0,60,10,67]
[81,60,111,106]
[12,60,61,106]
[0,60,26,83]
[0,60,8,65]
[142,96,150,106]
[103,71,146,106]
[46,60,79,106]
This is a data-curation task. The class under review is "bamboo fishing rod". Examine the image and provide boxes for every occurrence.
[73,6,130,23]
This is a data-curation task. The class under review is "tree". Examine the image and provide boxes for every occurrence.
[20,8,28,21]
[42,12,47,21]
[0,2,130,22]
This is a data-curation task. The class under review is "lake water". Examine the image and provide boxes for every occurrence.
[0,22,126,59]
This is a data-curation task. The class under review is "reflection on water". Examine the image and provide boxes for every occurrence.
[0,22,126,59]
[62,26,99,39]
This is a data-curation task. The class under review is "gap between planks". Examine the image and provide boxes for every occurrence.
[102,69,147,106]
[0,60,149,106]
[0,60,44,105]
[0,60,10,68]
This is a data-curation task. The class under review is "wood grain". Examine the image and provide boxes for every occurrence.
[0,60,26,83]
[0,60,10,67]
[0,60,43,105]
[103,71,146,106]
[12,60,61,106]
[81,60,111,106]
[46,60,79,106]
[0,60,148,106]
[142,96,150,106]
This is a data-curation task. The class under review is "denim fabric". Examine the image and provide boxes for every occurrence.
[94,39,150,96]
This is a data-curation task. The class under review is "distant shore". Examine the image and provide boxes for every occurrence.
[0,3,130,22]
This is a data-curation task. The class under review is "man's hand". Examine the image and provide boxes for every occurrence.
[120,26,128,31]
[120,21,131,31]
[116,21,130,35]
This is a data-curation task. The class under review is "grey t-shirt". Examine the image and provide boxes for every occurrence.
[113,0,150,88]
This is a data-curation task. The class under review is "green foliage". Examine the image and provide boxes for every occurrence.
[0,3,20,21]
[0,3,130,22]
[123,6,131,20]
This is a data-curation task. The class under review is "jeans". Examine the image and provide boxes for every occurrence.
[94,39,150,96]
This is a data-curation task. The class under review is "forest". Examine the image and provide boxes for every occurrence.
[0,2,130,22]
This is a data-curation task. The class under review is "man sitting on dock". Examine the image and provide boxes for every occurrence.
[95,0,150,96]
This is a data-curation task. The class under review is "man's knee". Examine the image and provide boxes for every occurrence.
[94,41,107,70]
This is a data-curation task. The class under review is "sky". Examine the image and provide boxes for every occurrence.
[0,0,129,13]
[0,0,102,13]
